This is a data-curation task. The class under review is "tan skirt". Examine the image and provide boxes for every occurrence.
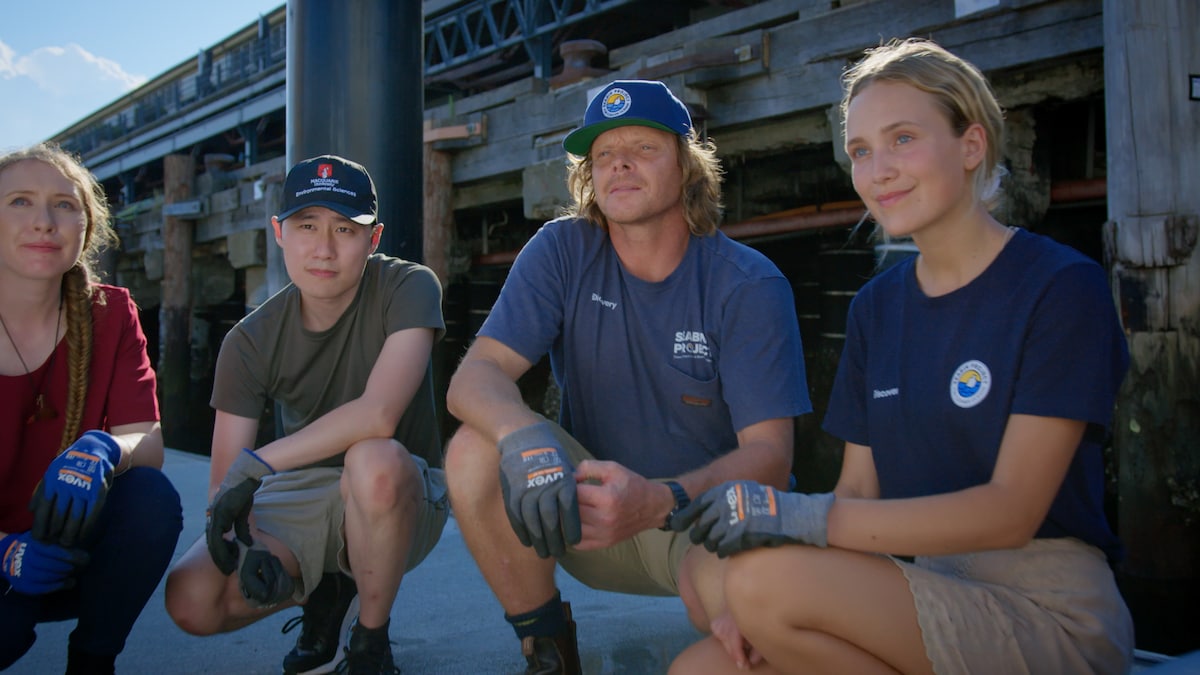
[895,538,1134,675]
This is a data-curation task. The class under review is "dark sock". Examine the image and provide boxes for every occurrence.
[351,617,390,642]
[307,571,351,606]
[65,646,116,675]
[505,592,568,640]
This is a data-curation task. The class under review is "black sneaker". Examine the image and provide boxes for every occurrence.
[520,602,580,675]
[281,572,359,675]
[65,646,115,675]
[334,621,400,675]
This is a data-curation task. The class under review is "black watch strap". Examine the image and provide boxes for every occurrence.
[660,480,690,531]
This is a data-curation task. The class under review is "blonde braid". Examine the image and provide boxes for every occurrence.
[59,265,96,452]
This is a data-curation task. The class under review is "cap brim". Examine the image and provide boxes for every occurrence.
[563,118,681,156]
[277,201,376,225]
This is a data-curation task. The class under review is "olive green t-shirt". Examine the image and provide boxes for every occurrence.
[211,254,445,468]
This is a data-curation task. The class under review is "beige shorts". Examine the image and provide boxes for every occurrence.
[244,455,448,603]
[544,420,692,597]
[896,538,1134,675]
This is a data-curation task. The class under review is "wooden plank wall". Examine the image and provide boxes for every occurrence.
[1103,0,1200,655]
[428,0,1104,188]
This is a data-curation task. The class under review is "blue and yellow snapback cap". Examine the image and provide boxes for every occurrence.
[562,80,692,156]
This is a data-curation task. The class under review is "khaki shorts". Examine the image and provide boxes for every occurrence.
[244,455,448,603]
[544,420,692,597]
[897,538,1134,675]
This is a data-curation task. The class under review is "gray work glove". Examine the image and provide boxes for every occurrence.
[206,449,275,575]
[497,422,581,559]
[670,480,834,558]
[239,540,294,608]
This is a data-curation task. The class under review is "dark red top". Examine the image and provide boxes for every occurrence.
[0,285,158,534]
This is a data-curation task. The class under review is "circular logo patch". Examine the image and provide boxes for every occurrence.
[949,360,991,408]
[601,88,632,118]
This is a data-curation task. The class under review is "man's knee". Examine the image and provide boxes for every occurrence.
[445,425,490,469]
[164,560,226,636]
[342,438,417,512]
[444,425,499,499]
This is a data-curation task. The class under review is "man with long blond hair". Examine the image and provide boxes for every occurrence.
[444,80,811,674]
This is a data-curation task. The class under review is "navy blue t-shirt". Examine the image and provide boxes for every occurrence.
[823,229,1128,560]
[480,217,811,478]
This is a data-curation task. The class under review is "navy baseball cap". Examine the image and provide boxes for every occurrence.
[277,155,378,225]
[562,80,692,156]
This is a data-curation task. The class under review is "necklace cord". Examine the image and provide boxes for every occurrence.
[0,294,64,423]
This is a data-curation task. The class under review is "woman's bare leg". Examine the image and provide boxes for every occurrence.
[726,546,933,675]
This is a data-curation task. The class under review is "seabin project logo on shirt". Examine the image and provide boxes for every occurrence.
[674,330,711,361]
[949,360,991,408]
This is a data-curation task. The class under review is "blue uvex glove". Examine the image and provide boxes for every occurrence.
[239,540,294,608]
[497,422,581,559]
[670,480,835,558]
[2,532,90,595]
[206,448,275,575]
[29,430,122,548]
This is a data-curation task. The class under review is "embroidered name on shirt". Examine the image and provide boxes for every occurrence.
[674,331,711,359]
[591,292,618,310]
[873,388,899,399]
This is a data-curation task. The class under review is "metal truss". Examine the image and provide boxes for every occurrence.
[425,0,639,79]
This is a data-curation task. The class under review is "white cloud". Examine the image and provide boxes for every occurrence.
[8,42,146,96]
[0,40,147,150]
[0,41,17,79]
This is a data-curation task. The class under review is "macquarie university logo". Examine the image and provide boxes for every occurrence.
[301,163,349,197]
[949,360,991,408]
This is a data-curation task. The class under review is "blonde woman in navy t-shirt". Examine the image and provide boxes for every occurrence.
[670,39,1133,675]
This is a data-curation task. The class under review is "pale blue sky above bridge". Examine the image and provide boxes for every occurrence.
[0,0,284,152]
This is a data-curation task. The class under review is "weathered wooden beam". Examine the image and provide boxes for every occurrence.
[714,109,830,156]
[452,173,524,211]
[1104,0,1200,654]
[637,31,766,82]
[608,0,831,69]
[1109,215,1199,270]
[444,0,1106,194]
[424,142,453,288]
[423,114,488,148]
[159,153,194,449]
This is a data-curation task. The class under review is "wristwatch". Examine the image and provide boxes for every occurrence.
[660,480,691,531]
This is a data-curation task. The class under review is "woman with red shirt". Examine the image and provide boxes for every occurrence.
[0,143,182,674]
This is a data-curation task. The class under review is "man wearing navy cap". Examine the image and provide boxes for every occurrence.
[446,80,811,673]
[165,155,449,675]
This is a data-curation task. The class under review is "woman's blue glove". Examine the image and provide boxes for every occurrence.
[1,532,90,595]
[28,430,122,548]
[497,422,581,559]
[670,480,835,558]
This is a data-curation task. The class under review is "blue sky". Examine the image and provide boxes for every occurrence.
[0,1,284,152]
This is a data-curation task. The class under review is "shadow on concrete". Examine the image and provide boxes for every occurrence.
[8,449,699,674]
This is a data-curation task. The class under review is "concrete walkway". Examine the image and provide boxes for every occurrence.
[11,449,1199,674]
[8,449,698,674]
